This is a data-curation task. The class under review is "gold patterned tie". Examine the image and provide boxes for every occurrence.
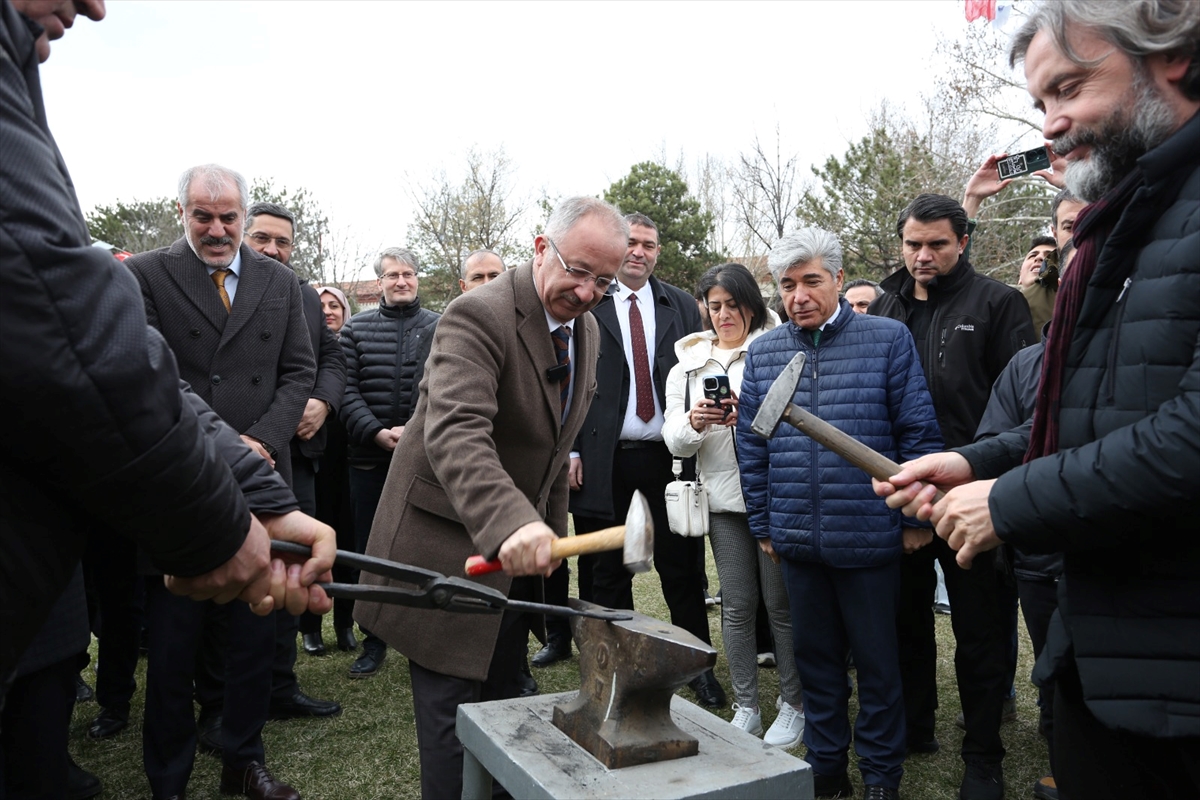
[211,268,231,313]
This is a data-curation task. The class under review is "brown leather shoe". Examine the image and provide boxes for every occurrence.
[219,762,300,800]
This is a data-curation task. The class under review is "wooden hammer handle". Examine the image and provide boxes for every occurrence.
[464,525,626,576]
[784,403,945,502]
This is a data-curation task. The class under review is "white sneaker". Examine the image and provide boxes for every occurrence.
[764,700,804,748]
[757,651,776,668]
[730,703,763,736]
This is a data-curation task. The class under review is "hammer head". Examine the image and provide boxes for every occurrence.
[622,490,654,574]
[750,351,806,439]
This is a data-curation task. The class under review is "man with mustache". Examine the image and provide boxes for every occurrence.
[869,193,1034,800]
[876,1,1200,797]
[124,164,316,800]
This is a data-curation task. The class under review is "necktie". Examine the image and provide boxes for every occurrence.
[551,325,571,414]
[211,268,231,313]
[628,294,654,423]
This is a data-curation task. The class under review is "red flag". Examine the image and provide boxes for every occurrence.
[965,0,996,22]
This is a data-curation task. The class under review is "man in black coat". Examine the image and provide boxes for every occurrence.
[880,2,1200,797]
[870,193,1034,800]
[563,213,724,707]
[124,164,316,800]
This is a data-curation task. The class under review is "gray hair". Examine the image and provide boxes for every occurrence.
[767,227,843,282]
[1010,0,1200,100]
[374,246,419,277]
[178,164,249,210]
[544,197,629,246]
[245,201,296,235]
[461,249,505,280]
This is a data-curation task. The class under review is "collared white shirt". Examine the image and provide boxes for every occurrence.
[543,308,576,421]
[818,301,841,331]
[615,280,663,440]
[205,249,243,307]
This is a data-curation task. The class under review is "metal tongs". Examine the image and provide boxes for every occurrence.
[270,541,632,621]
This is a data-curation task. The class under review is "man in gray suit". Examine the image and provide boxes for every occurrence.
[124,164,315,800]
[355,197,628,799]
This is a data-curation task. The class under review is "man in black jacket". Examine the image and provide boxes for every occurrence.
[339,246,440,678]
[870,194,1034,800]
[879,2,1200,797]
[564,213,724,708]
[242,202,346,721]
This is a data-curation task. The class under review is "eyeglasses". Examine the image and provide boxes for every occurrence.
[546,237,619,297]
[247,232,293,249]
[381,271,418,283]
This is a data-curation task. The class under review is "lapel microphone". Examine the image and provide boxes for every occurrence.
[546,364,570,383]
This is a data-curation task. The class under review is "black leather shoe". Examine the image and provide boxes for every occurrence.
[219,761,299,800]
[67,756,102,800]
[268,690,341,720]
[906,735,940,754]
[349,646,385,678]
[517,659,538,697]
[531,634,571,667]
[864,786,899,800]
[301,631,326,656]
[88,706,129,738]
[687,670,726,708]
[959,761,1005,800]
[197,712,223,757]
[75,674,94,703]
[335,627,358,652]
[812,770,854,798]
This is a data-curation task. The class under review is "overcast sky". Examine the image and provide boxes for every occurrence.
[41,0,1017,257]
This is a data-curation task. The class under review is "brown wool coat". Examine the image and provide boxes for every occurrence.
[354,263,599,681]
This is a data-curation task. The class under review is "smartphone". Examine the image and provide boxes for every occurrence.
[996,146,1052,181]
[702,374,732,418]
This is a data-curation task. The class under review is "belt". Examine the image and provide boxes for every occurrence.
[617,440,663,450]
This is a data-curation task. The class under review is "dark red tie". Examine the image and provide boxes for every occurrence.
[628,295,654,422]
[551,326,571,414]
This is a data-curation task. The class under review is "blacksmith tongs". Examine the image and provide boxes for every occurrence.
[270,541,631,621]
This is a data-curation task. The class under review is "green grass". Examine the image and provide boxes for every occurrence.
[71,538,1048,799]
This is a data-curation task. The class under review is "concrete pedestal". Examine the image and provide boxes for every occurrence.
[456,691,813,800]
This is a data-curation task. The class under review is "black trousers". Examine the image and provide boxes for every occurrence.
[896,536,1007,763]
[1054,661,1200,800]
[1017,576,1058,770]
[301,441,356,635]
[0,655,76,800]
[348,464,389,653]
[409,578,535,800]
[269,456,318,700]
[144,581,273,797]
[575,443,710,645]
[83,525,142,713]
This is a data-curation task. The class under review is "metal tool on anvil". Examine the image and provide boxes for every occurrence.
[552,598,717,769]
[750,351,945,500]
[269,541,632,621]
[463,490,654,577]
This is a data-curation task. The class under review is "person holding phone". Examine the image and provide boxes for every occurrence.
[662,263,806,747]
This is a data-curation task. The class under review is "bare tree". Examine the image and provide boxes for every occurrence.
[732,124,802,257]
[318,222,380,316]
[406,147,530,310]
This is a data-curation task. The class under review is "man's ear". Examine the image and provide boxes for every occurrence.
[959,234,970,255]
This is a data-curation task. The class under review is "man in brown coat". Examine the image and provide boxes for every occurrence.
[355,196,628,799]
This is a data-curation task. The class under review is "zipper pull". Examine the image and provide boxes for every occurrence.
[1116,277,1132,303]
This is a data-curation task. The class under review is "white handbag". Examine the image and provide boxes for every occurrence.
[665,457,709,537]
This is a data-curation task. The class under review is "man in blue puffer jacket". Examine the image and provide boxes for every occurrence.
[737,228,943,800]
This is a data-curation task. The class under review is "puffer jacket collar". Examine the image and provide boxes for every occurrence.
[378,295,425,319]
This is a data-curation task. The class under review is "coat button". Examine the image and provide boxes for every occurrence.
[211,375,221,385]
[189,328,201,338]
[261,331,271,340]
[251,375,262,385]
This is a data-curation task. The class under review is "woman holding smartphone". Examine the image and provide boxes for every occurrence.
[663,262,805,747]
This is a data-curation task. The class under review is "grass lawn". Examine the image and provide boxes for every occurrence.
[71,538,1048,799]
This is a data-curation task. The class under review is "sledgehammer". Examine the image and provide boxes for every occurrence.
[464,490,654,576]
[750,351,944,500]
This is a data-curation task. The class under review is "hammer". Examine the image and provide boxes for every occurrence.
[750,351,944,500]
[464,490,654,576]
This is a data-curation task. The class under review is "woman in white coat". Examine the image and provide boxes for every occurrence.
[663,263,805,748]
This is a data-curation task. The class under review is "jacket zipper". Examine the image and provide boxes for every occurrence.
[809,339,822,561]
[1102,277,1133,403]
